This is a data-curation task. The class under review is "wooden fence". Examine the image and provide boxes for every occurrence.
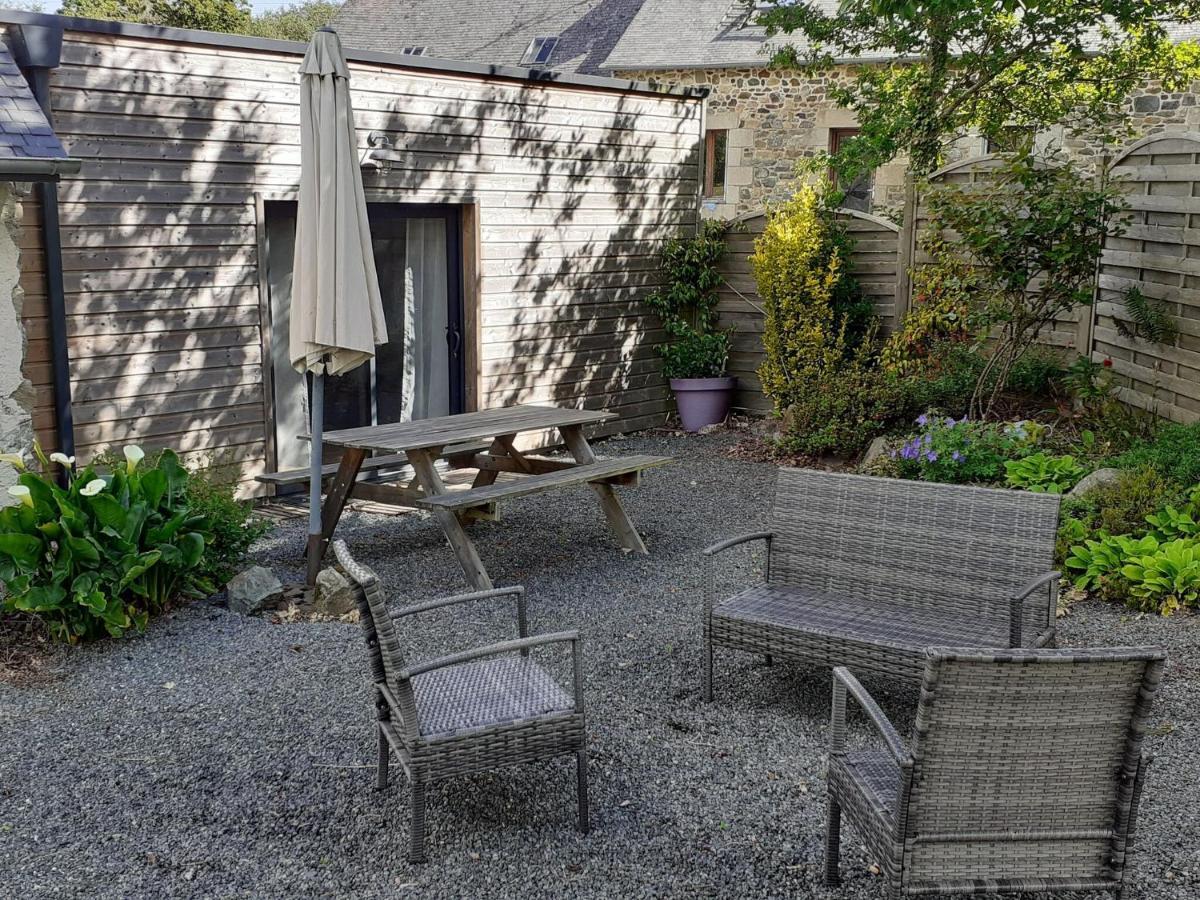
[721,135,1200,424]
[716,208,902,414]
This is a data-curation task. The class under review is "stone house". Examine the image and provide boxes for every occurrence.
[337,0,1200,221]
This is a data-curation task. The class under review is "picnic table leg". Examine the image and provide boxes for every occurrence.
[560,424,649,555]
[306,446,368,585]
[407,448,495,591]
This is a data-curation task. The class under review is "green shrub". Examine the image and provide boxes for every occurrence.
[1121,538,1200,615]
[1055,466,1189,562]
[646,220,731,379]
[1065,533,1159,592]
[889,416,1044,485]
[0,444,211,642]
[1112,422,1200,487]
[1004,452,1087,494]
[185,470,272,588]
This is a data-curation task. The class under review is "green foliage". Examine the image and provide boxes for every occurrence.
[244,0,340,40]
[1121,539,1200,615]
[925,152,1121,419]
[59,0,251,31]
[1004,452,1086,494]
[1060,356,1116,406]
[185,469,271,588]
[880,241,977,377]
[758,0,1200,180]
[751,186,888,455]
[889,416,1045,485]
[1115,286,1179,345]
[1056,466,1189,560]
[1065,533,1159,592]
[1113,422,1200,487]
[645,221,731,380]
[0,444,211,642]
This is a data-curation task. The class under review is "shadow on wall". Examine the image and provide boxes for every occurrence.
[44,33,701,484]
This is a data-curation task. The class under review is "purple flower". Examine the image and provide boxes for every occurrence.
[944,417,956,427]
[916,414,929,427]
[926,451,939,462]
[951,451,963,462]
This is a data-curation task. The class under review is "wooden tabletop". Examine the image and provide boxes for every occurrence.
[316,405,616,453]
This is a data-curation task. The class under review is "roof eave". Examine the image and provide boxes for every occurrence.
[0,155,81,179]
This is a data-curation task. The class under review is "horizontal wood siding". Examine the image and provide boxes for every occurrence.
[716,209,901,414]
[18,192,58,454]
[26,30,701,489]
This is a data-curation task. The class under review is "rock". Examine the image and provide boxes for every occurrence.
[697,423,723,435]
[861,435,889,467]
[1068,467,1122,497]
[312,567,359,617]
[226,565,283,615]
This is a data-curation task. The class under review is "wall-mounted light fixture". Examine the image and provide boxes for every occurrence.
[361,131,394,174]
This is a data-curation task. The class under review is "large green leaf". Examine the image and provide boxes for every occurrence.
[121,502,149,545]
[18,472,59,518]
[88,493,128,531]
[147,510,187,544]
[140,469,167,510]
[0,533,43,568]
[116,550,161,593]
[178,532,205,568]
[15,583,67,611]
[158,450,189,502]
[64,535,101,565]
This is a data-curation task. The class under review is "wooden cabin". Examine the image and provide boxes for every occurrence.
[3,12,705,491]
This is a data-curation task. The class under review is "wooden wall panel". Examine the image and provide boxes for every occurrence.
[30,29,702,491]
[17,192,57,454]
[716,209,902,415]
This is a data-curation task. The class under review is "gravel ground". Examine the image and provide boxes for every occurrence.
[2,431,1198,900]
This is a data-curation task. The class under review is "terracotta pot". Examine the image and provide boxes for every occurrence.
[670,376,737,432]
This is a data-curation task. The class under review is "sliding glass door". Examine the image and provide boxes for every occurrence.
[264,202,465,473]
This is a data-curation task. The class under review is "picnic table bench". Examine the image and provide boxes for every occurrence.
[258,405,670,590]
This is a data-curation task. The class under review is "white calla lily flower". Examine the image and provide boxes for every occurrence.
[7,484,33,508]
[123,445,145,473]
[49,452,76,467]
[80,479,106,497]
[0,452,26,471]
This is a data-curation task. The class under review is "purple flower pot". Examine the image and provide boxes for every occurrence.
[670,376,737,433]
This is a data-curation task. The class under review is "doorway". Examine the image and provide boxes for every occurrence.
[264,201,466,473]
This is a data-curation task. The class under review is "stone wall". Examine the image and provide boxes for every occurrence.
[0,180,32,495]
[617,64,1200,220]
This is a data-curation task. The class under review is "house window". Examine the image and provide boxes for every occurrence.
[401,46,427,56]
[829,128,874,212]
[521,37,559,66]
[704,129,728,198]
[986,126,1036,154]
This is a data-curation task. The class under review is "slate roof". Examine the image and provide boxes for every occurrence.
[0,39,75,175]
[333,0,648,75]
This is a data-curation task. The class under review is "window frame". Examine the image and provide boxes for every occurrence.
[703,129,728,199]
[828,127,874,211]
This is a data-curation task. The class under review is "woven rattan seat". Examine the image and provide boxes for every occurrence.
[824,648,1167,898]
[713,585,1012,654]
[703,470,1063,695]
[332,541,589,862]
[414,656,574,739]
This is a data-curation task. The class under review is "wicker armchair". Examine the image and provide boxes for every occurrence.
[332,541,589,862]
[703,469,1063,698]
[825,647,1167,898]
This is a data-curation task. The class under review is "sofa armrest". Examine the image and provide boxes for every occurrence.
[1008,571,1061,647]
[702,532,773,615]
[830,666,911,766]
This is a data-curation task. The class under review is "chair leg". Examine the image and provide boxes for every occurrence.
[702,639,714,703]
[764,654,774,666]
[825,795,842,887]
[376,726,389,790]
[408,782,427,864]
[576,750,590,834]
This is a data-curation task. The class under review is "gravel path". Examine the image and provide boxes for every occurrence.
[2,431,1197,899]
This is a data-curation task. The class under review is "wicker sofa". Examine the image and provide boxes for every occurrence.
[702,469,1063,699]
[825,647,1167,897]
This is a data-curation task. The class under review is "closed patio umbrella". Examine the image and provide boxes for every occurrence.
[291,27,387,579]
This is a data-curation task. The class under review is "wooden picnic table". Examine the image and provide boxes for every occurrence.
[297,404,671,589]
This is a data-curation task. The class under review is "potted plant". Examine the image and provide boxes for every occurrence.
[646,220,736,432]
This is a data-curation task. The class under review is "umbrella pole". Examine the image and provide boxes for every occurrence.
[304,370,325,585]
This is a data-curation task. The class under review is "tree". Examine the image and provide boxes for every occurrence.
[924,152,1123,419]
[245,0,341,41]
[758,0,1200,182]
[59,0,251,33]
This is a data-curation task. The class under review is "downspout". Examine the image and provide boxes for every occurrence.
[11,23,73,460]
